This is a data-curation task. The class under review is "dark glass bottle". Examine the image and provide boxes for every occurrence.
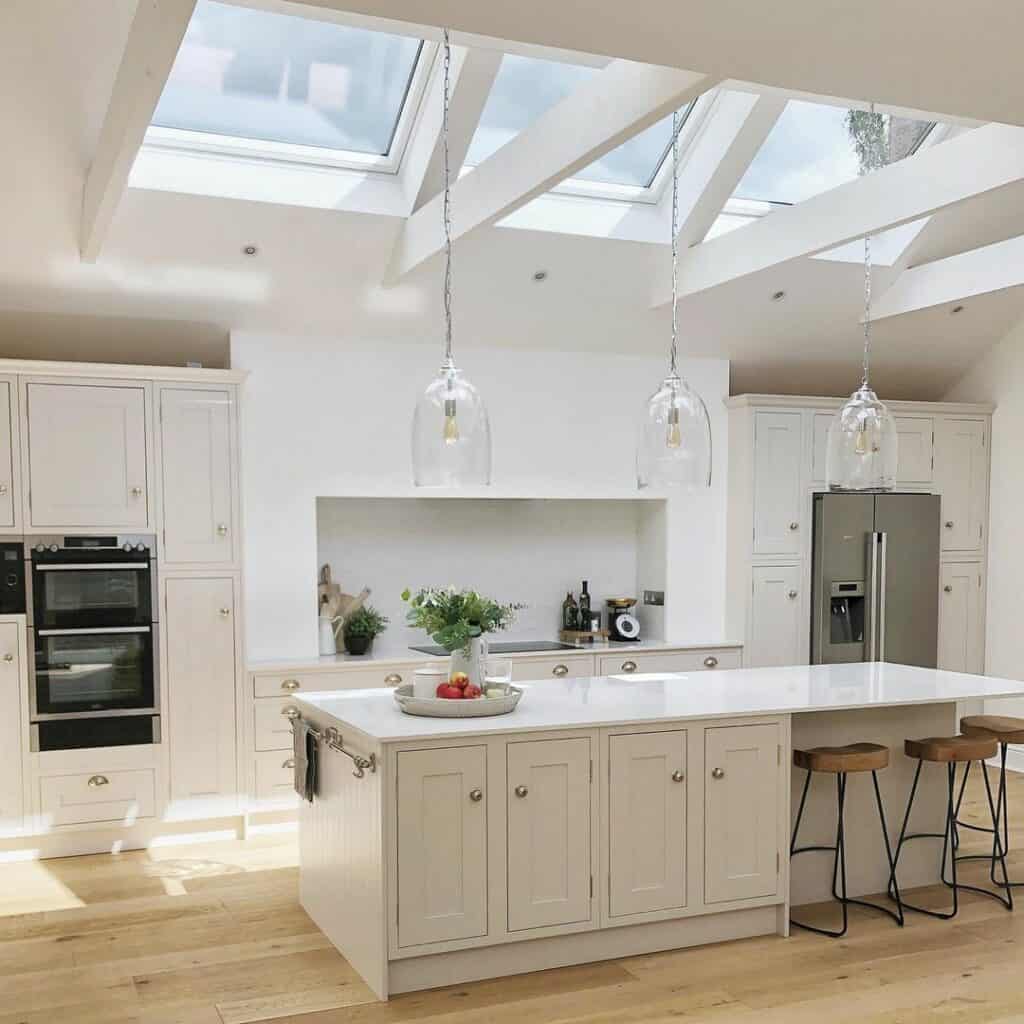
[562,591,579,631]
[578,581,591,632]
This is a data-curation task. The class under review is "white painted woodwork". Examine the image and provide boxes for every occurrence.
[704,723,780,903]
[596,648,742,675]
[253,669,367,699]
[165,577,238,805]
[748,564,803,668]
[255,749,300,806]
[506,736,592,931]
[510,655,595,682]
[752,411,803,555]
[396,745,488,947]
[938,562,985,674]
[25,382,148,528]
[0,622,23,831]
[934,418,988,551]
[895,418,935,485]
[38,769,156,827]
[159,388,235,564]
[608,730,687,917]
[254,697,298,751]
[0,381,15,527]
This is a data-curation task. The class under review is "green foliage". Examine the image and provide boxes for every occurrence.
[343,605,389,639]
[401,586,523,654]
[846,108,889,175]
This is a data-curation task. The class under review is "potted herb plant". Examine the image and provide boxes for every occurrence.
[342,605,389,656]
[401,586,522,686]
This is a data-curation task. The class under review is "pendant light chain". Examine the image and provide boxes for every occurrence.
[669,108,680,379]
[442,28,453,366]
[861,102,878,389]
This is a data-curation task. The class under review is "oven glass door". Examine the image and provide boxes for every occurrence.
[33,627,155,716]
[33,564,152,629]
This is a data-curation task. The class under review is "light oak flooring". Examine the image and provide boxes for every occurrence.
[1,772,1023,1023]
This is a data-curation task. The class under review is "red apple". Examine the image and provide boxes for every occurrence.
[463,683,482,699]
[436,683,464,700]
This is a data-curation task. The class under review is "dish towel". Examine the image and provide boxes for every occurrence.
[292,719,319,802]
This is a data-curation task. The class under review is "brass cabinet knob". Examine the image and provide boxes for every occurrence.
[281,679,300,691]
[2,653,12,663]
[130,486,143,498]
[944,585,953,593]
[789,521,799,531]
[216,523,229,536]
[469,788,483,803]
[384,673,402,685]
[0,483,7,495]
[671,770,684,782]
[945,520,954,529]
[282,758,296,770]
[87,775,110,788]
[514,785,529,798]
[281,705,300,719]
[219,607,231,617]
[711,767,725,780]
[621,660,637,673]
[552,664,569,677]
[703,656,718,668]
[787,589,798,600]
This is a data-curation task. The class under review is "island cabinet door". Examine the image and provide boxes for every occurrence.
[507,737,592,931]
[396,745,488,948]
[704,724,780,904]
[608,731,687,918]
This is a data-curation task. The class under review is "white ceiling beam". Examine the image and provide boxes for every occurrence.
[387,61,717,280]
[404,47,502,212]
[871,235,1024,321]
[80,0,196,261]
[651,123,1024,307]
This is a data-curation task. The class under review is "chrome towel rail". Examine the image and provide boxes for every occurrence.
[292,716,377,779]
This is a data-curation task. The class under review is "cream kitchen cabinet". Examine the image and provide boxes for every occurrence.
[607,730,686,918]
[704,723,781,904]
[812,412,933,486]
[938,562,984,674]
[396,744,488,947]
[0,621,24,834]
[752,410,804,556]
[934,418,988,552]
[165,577,239,809]
[748,564,803,667]
[596,647,742,676]
[506,736,593,931]
[510,654,593,682]
[24,381,149,528]
[0,378,17,528]
[159,387,236,566]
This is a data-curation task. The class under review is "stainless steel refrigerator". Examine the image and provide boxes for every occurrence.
[811,492,940,667]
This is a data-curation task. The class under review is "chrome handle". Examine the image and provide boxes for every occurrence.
[514,785,528,798]
[2,653,11,663]
[219,607,231,617]
[282,758,295,769]
[552,663,569,677]
[879,531,888,662]
[469,788,483,802]
[216,523,228,536]
[281,705,300,720]
[384,673,402,685]
[87,775,109,788]
[281,679,301,691]
[130,486,143,498]
[788,521,799,531]
[621,660,637,673]
[703,656,718,668]
[711,768,725,780]
[944,584,953,593]
[868,531,879,661]
[671,770,684,782]
[787,589,798,600]
[945,520,954,529]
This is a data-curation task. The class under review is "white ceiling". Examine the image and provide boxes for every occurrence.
[1,0,1022,397]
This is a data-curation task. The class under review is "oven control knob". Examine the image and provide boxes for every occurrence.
[34,544,45,553]
[123,543,132,552]
[135,543,146,552]
[48,544,58,553]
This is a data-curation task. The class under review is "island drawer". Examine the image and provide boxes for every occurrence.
[38,769,156,827]
[597,648,741,676]
[510,655,594,682]
[254,698,299,751]
[253,668,407,699]
[254,750,300,805]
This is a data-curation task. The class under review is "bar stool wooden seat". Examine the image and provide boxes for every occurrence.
[953,714,1024,889]
[891,734,1013,918]
[790,742,904,938]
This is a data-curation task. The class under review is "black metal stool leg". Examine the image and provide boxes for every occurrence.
[952,759,971,849]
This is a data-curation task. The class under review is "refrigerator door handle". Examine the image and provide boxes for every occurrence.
[868,531,879,661]
[878,531,888,663]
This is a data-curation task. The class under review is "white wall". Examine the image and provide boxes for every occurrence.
[232,331,729,662]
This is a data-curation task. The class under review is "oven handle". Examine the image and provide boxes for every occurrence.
[37,626,152,636]
[35,563,149,571]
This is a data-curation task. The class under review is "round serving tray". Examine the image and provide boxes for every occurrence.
[393,683,523,718]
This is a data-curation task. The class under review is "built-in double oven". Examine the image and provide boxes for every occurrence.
[27,535,160,751]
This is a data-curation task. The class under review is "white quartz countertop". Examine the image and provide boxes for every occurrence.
[294,662,1024,743]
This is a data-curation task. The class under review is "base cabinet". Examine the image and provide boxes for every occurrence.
[607,730,687,918]
[938,562,984,674]
[704,723,780,904]
[748,565,803,667]
[0,622,23,832]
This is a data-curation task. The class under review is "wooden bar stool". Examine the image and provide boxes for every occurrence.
[954,715,1024,888]
[891,734,1013,918]
[790,743,904,938]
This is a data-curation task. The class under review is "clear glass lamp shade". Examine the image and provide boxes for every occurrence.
[637,375,712,490]
[825,385,898,491]
[411,363,491,487]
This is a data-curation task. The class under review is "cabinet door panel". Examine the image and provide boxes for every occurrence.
[894,417,934,485]
[938,563,984,674]
[753,411,803,555]
[705,724,780,903]
[749,565,803,667]
[397,745,488,947]
[0,380,15,527]
[934,419,987,552]
[160,388,235,564]
[27,383,148,528]
[165,578,237,808]
[0,623,23,832]
[507,737,592,931]
[608,730,686,917]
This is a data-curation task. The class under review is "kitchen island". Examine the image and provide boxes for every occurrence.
[294,663,1024,1000]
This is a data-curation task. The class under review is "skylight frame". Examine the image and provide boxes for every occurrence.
[144,37,437,175]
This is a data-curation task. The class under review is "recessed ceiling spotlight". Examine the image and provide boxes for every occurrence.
[242,245,258,257]
[951,304,965,314]
[532,270,548,282]
[771,290,786,302]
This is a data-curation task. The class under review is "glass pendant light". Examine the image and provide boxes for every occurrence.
[411,30,491,487]
[825,103,898,492]
[637,108,712,490]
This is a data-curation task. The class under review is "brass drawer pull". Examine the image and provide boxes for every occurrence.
[621,660,637,673]
[281,705,300,720]
[87,775,110,788]
[384,673,402,685]
[282,758,295,770]
[703,656,718,668]
[281,679,301,691]
[552,663,569,677]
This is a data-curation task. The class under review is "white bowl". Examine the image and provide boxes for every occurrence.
[393,683,523,718]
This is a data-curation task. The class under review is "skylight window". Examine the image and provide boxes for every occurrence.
[150,0,425,166]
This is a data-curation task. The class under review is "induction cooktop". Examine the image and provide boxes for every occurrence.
[409,640,580,656]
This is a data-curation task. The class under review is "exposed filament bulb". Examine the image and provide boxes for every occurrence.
[443,397,459,445]
[666,405,682,449]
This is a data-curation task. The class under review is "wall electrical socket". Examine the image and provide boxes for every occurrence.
[642,590,665,606]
